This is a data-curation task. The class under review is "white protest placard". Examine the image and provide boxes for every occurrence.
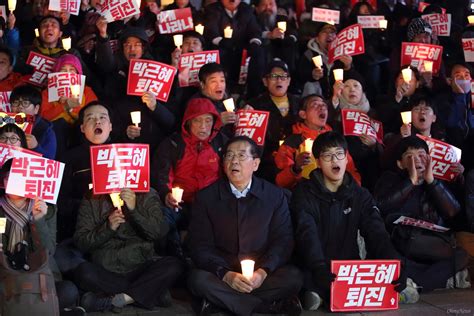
[357,15,385,29]
[0,6,6,21]
[48,0,80,16]
[312,7,340,24]
[422,13,451,37]
[47,72,85,102]
[0,92,11,112]
[99,0,141,23]
[462,38,474,62]
[6,156,65,204]
[0,143,42,168]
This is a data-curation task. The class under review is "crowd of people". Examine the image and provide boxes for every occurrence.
[1,0,474,315]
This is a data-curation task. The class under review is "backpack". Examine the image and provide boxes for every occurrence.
[0,222,59,316]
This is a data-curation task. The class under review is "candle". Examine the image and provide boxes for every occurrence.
[379,19,388,29]
[401,111,412,125]
[469,15,474,24]
[279,140,284,146]
[241,259,255,280]
[223,98,235,112]
[88,183,93,190]
[423,60,433,73]
[195,24,204,35]
[401,67,412,83]
[173,34,183,48]
[312,55,323,68]
[62,37,72,51]
[333,69,344,82]
[0,217,6,234]
[327,20,335,25]
[130,111,141,127]
[224,26,233,39]
[304,138,314,153]
[109,192,124,211]
[277,21,287,32]
[35,28,39,37]
[8,0,16,11]
[171,187,184,203]
[70,84,81,99]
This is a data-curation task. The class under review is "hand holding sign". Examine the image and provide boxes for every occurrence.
[32,198,47,221]
[141,91,157,111]
[120,188,136,211]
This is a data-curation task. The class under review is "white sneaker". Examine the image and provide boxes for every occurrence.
[303,291,322,311]
[446,269,471,289]
[399,278,420,304]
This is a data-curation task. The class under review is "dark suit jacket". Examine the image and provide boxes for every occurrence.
[189,176,294,278]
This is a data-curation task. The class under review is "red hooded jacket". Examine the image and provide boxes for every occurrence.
[152,98,227,204]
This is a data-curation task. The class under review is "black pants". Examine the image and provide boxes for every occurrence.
[188,265,302,316]
[74,256,184,309]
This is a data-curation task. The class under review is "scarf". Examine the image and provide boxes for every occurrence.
[0,197,33,253]
[338,92,371,113]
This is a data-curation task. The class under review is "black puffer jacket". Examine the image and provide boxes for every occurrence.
[291,169,400,272]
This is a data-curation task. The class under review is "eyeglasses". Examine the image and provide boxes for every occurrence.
[306,102,327,111]
[11,100,33,110]
[319,151,346,162]
[412,106,433,113]
[123,43,143,49]
[266,73,290,81]
[0,135,20,144]
[223,152,254,161]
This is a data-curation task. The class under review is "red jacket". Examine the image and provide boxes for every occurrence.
[275,122,361,189]
[0,72,25,92]
[152,99,227,204]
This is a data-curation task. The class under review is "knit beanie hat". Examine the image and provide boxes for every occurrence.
[52,54,83,74]
[407,18,432,41]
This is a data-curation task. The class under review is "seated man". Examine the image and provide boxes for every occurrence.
[247,59,299,182]
[275,94,360,189]
[188,136,302,316]
[57,101,114,241]
[152,97,227,258]
[374,136,470,290]
[9,84,57,159]
[290,132,415,311]
[74,188,183,312]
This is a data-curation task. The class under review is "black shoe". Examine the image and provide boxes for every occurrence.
[80,292,114,312]
[266,295,302,316]
[199,298,221,316]
[60,306,86,316]
[156,289,173,307]
[280,295,303,316]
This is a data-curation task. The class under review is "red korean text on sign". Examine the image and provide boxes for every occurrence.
[26,52,56,86]
[234,110,270,146]
[127,59,177,102]
[178,51,220,87]
[341,109,383,144]
[49,0,80,16]
[0,91,11,112]
[328,24,365,64]
[400,42,443,76]
[6,156,64,204]
[417,134,462,182]
[90,144,150,194]
[100,0,140,22]
[331,260,400,312]
[158,8,194,34]
[462,39,474,63]
[0,143,41,168]
[421,13,451,37]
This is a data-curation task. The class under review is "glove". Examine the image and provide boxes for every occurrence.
[312,263,336,292]
[391,265,407,292]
